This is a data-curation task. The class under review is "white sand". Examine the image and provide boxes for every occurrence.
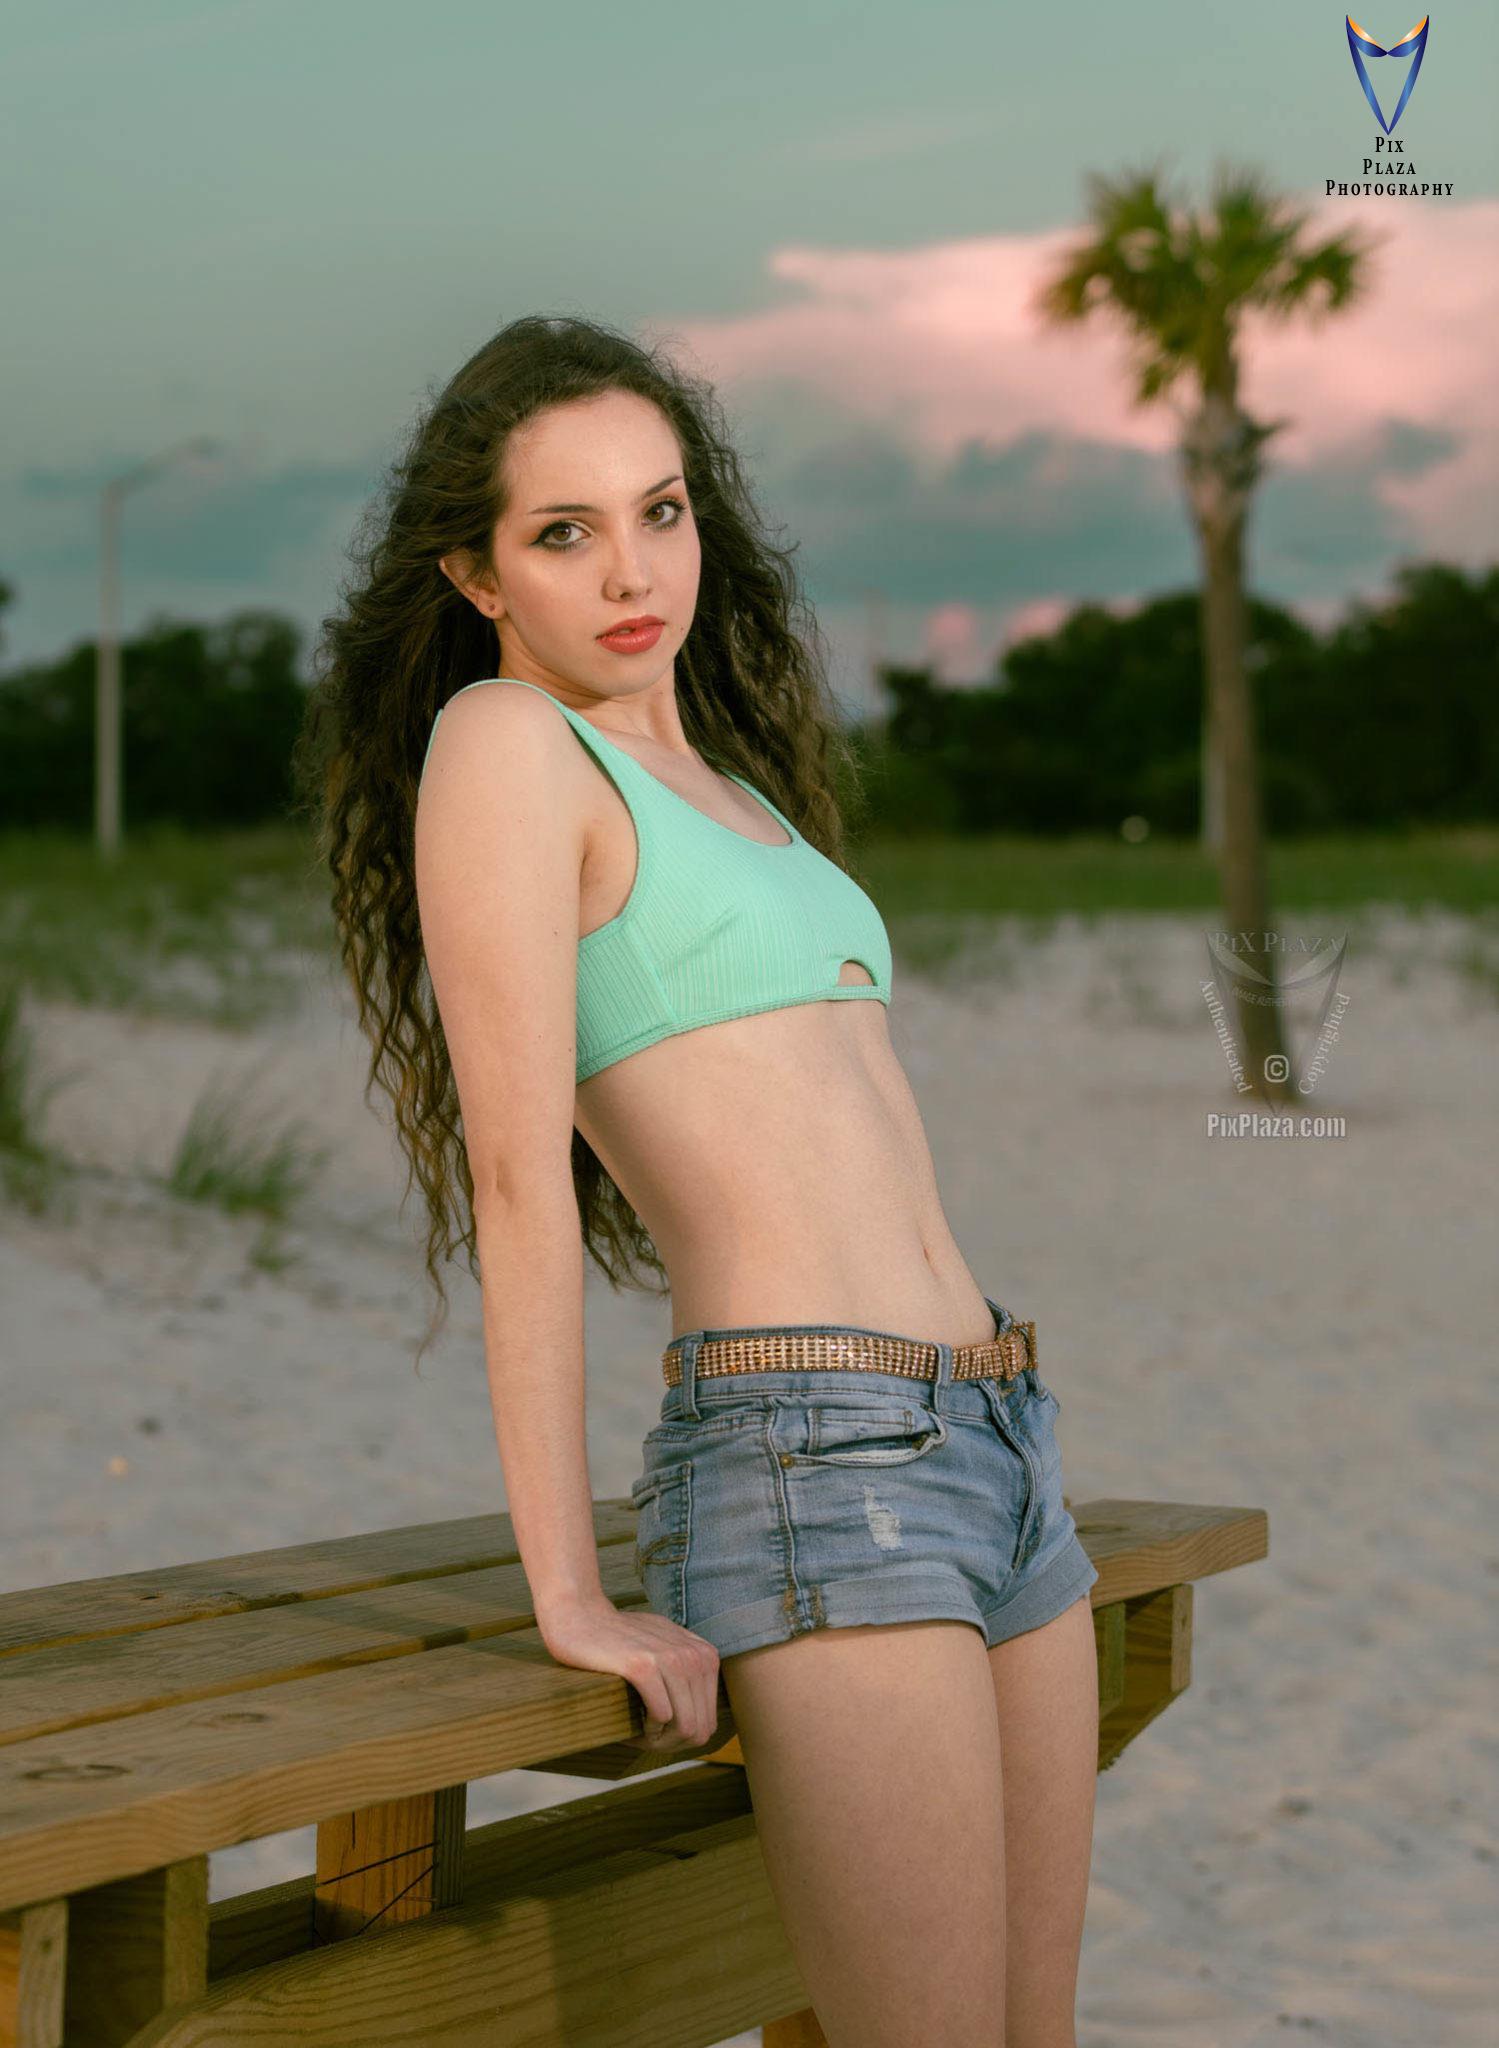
[3,907,1495,2047]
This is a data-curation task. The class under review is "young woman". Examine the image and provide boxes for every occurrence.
[302,314,1101,2047]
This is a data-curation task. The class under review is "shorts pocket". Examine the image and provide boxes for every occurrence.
[644,1399,771,1446]
[629,1462,692,1625]
[769,1399,950,1468]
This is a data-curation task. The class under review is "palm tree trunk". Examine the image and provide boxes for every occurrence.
[1200,682,1224,854]
[1194,506,1291,1102]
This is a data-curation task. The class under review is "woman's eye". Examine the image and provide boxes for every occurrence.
[535,497,686,551]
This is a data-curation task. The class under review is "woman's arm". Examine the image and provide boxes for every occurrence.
[414,682,723,1755]
[415,685,603,1616]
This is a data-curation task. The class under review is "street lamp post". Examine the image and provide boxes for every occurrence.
[95,437,223,858]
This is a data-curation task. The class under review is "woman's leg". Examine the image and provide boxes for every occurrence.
[987,1594,1099,2047]
[721,1617,1006,2048]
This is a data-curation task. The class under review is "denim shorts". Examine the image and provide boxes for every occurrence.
[628,1295,1099,1660]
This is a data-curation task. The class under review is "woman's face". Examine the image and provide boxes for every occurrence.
[451,387,702,699]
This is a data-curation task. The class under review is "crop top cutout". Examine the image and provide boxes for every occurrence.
[420,676,893,1083]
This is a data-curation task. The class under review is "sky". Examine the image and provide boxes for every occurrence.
[3,0,1496,712]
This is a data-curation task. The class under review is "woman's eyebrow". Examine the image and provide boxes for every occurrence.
[528,473,683,516]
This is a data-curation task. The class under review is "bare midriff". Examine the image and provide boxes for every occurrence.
[571,768,1000,1356]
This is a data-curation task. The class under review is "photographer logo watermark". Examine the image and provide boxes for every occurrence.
[1330,14,1454,199]
[1200,930,1350,1138]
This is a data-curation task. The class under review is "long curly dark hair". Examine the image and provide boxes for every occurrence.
[292,313,870,1366]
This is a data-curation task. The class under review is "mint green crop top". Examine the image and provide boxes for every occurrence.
[421,676,893,1082]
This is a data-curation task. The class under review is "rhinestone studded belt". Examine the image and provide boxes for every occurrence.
[661,1317,1036,1388]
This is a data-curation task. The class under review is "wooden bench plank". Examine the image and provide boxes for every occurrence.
[0,1507,637,1658]
[0,1630,701,1914]
[0,1550,649,1747]
[123,1812,808,2048]
[208,1765,754,1980]
[1072,1500,1267,1591]
[0,1502,1261,1758]
[0,1501,1264,1913]
[0,1498,1262,1663]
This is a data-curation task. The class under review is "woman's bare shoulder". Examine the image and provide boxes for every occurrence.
[415,685,587,1175]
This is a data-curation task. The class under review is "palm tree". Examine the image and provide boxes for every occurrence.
[1033,160,1373,1101]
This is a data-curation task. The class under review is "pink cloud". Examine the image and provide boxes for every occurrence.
[674,199,1499,560]
[923,600,984,681]
[999,596,1073,647]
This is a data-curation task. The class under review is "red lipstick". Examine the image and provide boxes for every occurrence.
[597,616,664,655]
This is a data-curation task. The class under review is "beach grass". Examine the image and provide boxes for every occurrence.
[0,978,79,1212]
[164,1067,328,1220]
[1,821,1495,1025]
[0,824,334,1027]
[854,824,1499,918]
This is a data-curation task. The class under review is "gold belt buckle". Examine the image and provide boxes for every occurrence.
[998,1319,1035,1378]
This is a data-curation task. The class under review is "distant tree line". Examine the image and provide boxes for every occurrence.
[0,610,308,831]
[862,561,1498,836]
[0,559,1493,837]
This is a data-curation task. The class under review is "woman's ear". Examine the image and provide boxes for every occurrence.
[438,550,494,617]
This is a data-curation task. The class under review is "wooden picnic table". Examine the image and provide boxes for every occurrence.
[0,1493,1266,2047]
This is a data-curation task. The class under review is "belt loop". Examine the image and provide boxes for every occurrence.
[677,1333,702,1421]
[933,1335,954,1408]
[984,1296,1022,1394]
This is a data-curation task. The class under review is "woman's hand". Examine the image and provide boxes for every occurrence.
[537,1594,730,1755]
